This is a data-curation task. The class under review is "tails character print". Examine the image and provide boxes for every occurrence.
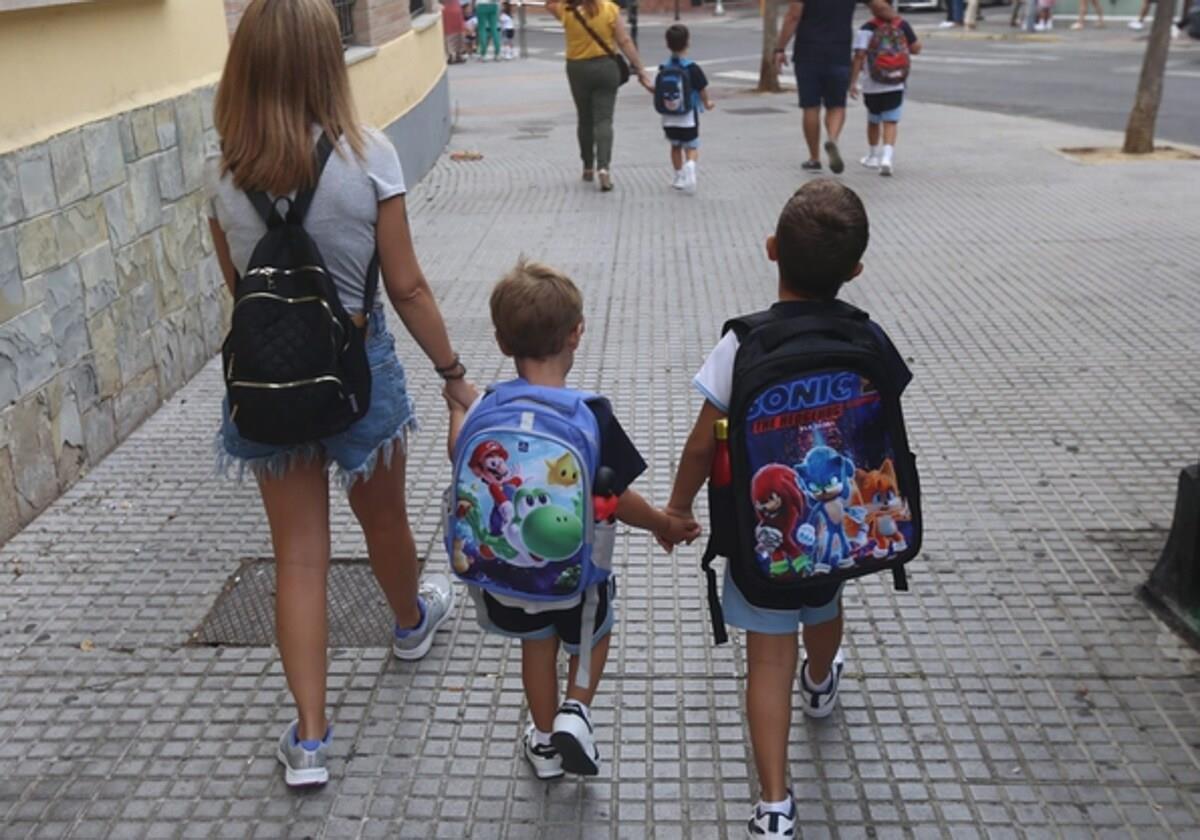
[856,458,911,559]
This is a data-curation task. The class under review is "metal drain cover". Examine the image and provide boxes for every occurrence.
[190,559,395,647]
[726,107,787,116]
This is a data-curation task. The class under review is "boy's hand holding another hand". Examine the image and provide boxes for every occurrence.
[655,507,702,553]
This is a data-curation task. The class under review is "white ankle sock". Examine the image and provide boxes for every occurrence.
[760,796,793,815]
[870,144,882,158]
[804,665,832,692]
[882,144,895,159]
[533,728,552,748]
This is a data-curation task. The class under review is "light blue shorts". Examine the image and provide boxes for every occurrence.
[216,312,417,490]
[721,567,843,635]
[671,138,701,151]
[867,104,903,125]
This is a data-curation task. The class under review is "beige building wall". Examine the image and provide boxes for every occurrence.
[0,0,451,543]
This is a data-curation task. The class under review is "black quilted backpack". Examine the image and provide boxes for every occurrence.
[222,133,379,446]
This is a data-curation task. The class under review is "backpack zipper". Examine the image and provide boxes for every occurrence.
[233,292,345,339]
[229,374,344,390]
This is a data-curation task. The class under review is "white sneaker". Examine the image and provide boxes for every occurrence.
[276,721,331,788]
[522,725,564,779]
[938,20,958,28]
[747,797,797,838]
[671,169,686,190]
[1128,19,1144,29]
[799,649,844,719]
[550,700,600,776]
[1034,20,1046,31]
[879,151,894,177]
[860,152,880,169]
[683,163,698,194]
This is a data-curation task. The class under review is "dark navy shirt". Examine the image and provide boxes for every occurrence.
[586,398,647,497]
[793,0,863,67]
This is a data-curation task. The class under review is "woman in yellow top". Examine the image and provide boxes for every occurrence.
[547,0,651,191]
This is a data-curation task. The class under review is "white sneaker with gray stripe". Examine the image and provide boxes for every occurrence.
[392,573,455,661]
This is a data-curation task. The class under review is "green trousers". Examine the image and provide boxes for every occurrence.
[566,57,620,171]
[476,3,500,57]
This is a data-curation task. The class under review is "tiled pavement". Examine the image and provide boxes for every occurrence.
[2,50,1200,840]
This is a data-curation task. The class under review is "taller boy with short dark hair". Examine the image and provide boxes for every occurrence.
[664,180,912,839]
[657,24,714,194]
[446,259,699,781]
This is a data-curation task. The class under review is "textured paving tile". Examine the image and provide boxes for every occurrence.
[2,54,1199,839]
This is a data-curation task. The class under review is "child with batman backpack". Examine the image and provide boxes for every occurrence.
[664,180,920,840]
[653,24,715,194]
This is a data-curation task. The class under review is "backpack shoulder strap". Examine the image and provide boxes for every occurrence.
[244,133,335,229]
[721,309,777,341]
[289,133,336,224]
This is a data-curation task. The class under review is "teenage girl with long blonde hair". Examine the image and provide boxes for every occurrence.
[207,0,476,787]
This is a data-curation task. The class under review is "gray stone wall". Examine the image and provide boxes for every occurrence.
[0,87,228,543]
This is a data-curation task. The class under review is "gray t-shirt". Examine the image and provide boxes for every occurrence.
[205,127,406,314]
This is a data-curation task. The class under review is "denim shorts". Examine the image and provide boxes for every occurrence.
[670,137,701,151]
[795,62,850,109]
[721,567,842,635]
[216,312,417,489]
[471,577,617,656]
[865,91,904,124]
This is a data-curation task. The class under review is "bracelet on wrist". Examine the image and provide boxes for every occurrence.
[441,365,467,382]
[434,355,461,375]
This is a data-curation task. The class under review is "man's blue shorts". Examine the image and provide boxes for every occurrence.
[795,62,850,110]
[721,567,843,635]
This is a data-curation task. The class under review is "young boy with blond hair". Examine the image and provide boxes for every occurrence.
[446,259,699,779]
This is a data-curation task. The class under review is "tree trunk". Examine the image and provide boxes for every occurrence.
[1123,0,1176,153]
[758,0,782,93]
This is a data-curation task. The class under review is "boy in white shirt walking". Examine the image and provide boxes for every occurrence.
[850,4,921,176]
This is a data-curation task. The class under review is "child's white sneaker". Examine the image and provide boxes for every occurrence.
[747,796,797,838]
[860,151,881,169]
[522,724,564,779]
[879,147,895,177]
[799,648,844,719]
[682,161,698,194]
[671,169,686,190]
[551,700,600,776]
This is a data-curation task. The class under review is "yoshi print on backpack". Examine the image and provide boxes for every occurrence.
[701,301,922,640]
[445,380,616,604]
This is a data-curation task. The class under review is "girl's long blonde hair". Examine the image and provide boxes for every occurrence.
[214,0,365,195]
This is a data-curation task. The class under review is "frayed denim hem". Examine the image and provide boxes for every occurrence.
[332,414,420,492]
[213,433,324,483]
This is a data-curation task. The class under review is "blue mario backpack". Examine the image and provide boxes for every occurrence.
[444,379,616,687]
[654,57,695,116]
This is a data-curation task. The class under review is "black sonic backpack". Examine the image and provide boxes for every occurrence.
[222,133,379,447]
[701,301,922,643]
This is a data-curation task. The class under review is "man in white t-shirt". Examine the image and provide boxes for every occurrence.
[849,9,921,176]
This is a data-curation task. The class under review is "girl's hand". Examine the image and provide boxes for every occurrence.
[443,378,478,410]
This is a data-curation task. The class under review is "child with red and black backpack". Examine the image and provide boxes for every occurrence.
[850,1,921,176]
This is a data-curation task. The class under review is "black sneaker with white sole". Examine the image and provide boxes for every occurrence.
[550,700,600,776]
[801,160,823,173]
